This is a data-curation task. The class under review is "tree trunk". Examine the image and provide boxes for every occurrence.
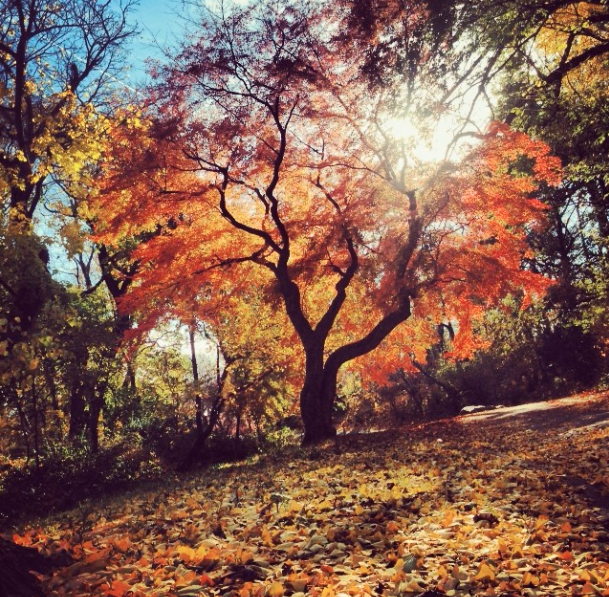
[69,384,87,440]
[300,350,338,445]
[300,385,337,445]
[299,296,413,444]
[235,410,241,442]
[189,326,204,437]
[0,536,70,597]
[88,393,104,453]
[179,395,224,471]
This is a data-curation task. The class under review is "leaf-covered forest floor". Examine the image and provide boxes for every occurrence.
[12,391,609,597]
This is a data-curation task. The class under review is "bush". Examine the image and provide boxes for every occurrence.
[0,441,164,525]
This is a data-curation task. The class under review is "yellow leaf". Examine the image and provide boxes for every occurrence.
[289,501,304,513]
[497,538,508,555]
[289,579,308,592]
[261,528,274,546]
[175,569,197,587]
[441,509,455,527]
[176,545,196,563]
[266,582,285,597]
[522,572,539,586]
[511,546,525,558]
[237,549,254,564]
[317,499,333,511]
[474,562,496,582]
[194,544,208,562]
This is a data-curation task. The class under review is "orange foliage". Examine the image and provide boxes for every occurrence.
[91,2,561,406]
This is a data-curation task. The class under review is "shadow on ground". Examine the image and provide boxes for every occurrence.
[458,391,609,434]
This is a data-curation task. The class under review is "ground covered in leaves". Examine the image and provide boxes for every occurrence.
[11,391,609,597]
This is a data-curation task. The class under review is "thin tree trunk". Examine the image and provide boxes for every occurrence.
[179,395,225,471]
[43,362,59,411]
[189,325,203,437]
[88,390,105,453]
[69,345,92,442]
[235,410,241,442]
[31,382,41,470]
[86,313,132,453]
[69,383,87,440]
[14,395,31,464]
[179,345,234,470]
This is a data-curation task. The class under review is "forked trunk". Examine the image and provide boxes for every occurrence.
[298,296,414,444]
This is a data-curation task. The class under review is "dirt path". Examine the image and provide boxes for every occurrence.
[457,390,609,511]
[458,389,609,434]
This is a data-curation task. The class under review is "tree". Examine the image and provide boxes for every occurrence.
[96,0,561,444]
[0,2,136,592]
[0,0,136,222]
[0,0,137,440]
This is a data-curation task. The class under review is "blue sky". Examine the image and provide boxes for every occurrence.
[127,0,186,85]
[127,0,251,84]
[41,1,185,279]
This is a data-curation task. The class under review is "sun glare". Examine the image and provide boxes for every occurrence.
[383,90,493,164]
[383,115,459,164]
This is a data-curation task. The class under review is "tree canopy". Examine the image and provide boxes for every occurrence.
[3,2,609,592]
[93,0,561,443]
[0,0,608,513]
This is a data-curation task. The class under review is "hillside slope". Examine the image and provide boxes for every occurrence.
[11,391,609,597]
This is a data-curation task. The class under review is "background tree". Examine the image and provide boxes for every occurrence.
[0,0,136,233]
[0,3,137,591]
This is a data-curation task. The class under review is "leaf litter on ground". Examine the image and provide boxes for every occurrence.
[11,391,609,597]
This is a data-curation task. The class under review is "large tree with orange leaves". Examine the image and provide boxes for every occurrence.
[96,0,561,444]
